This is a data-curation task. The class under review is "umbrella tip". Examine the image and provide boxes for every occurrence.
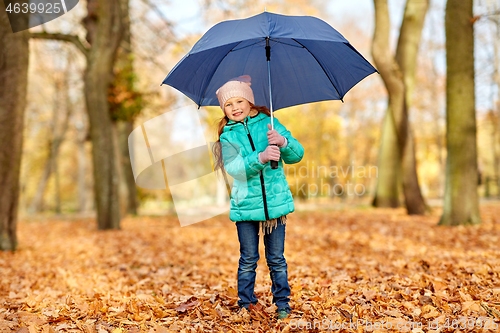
[265,6,267,12]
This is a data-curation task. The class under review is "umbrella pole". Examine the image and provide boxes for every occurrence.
[266,37,278,169]
[267,59,274,127]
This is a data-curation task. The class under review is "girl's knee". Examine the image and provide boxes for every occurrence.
[265,254,287,268]
[239,253,260,266]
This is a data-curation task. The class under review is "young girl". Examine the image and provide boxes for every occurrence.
[211,75,304,320]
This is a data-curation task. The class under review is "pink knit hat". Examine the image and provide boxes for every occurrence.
[216,75,255,109]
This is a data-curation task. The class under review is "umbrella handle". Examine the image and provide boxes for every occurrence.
[271,144,278,169]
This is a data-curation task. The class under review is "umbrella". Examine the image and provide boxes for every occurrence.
[161,11,378,168]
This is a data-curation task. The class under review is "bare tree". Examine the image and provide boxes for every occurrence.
[75,116,91,213]
[28,61,73,214]
[0,1,30,251]
[439,0,481,225]
[371,0,429,214]
[31,0,124,229]
[110,0,140,216]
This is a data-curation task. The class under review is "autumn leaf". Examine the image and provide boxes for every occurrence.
[174,300,199,312]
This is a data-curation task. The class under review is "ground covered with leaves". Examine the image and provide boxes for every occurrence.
[1,204,500,332]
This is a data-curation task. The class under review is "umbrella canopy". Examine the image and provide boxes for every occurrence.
[161,11,377,111]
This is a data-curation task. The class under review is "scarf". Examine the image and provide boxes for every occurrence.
[259,214,288,236]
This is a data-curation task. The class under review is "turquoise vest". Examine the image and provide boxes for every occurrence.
[219,112,304,222]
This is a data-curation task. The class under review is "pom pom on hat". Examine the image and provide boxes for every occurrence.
[216,75,255,109]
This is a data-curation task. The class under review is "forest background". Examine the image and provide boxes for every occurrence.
[13,0,500,219]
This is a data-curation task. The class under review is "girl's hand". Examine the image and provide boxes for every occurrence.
[267,123,286,146]
[259,145,281,163]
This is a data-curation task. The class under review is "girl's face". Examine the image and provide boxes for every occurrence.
[224,97,254,122]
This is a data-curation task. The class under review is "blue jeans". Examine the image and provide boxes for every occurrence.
[235,217,292,314]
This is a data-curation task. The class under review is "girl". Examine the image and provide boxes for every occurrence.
[211,75,304,320]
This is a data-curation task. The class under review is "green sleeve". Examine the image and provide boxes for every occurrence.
[272,118,304,164]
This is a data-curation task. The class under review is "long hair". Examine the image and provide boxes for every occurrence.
[212,103,272,181]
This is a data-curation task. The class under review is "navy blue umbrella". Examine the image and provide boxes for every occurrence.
[161,11,377,168]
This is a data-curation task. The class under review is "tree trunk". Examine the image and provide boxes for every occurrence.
[439,0,481,226]
[371,0,406,208]
[371,0,429,214]
[401,128,427,213]
[113,0,138,215]
[54,151,61,214]
[0,1,29,251]
[372,108,401,207]
[396,0,429,214]
[77,129,89,213]
[83,0,123,229]
[74,106,90,213]
[29,77,72,213]
[111,122,125,216]
[117,120,138,214]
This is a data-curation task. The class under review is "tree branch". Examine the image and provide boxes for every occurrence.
[29,32,90,58]
[138,0,176,39]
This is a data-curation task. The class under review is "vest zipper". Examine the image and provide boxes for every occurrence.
[243,121,270,221]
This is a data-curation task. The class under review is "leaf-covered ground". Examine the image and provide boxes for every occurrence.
[1,204,500,332]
